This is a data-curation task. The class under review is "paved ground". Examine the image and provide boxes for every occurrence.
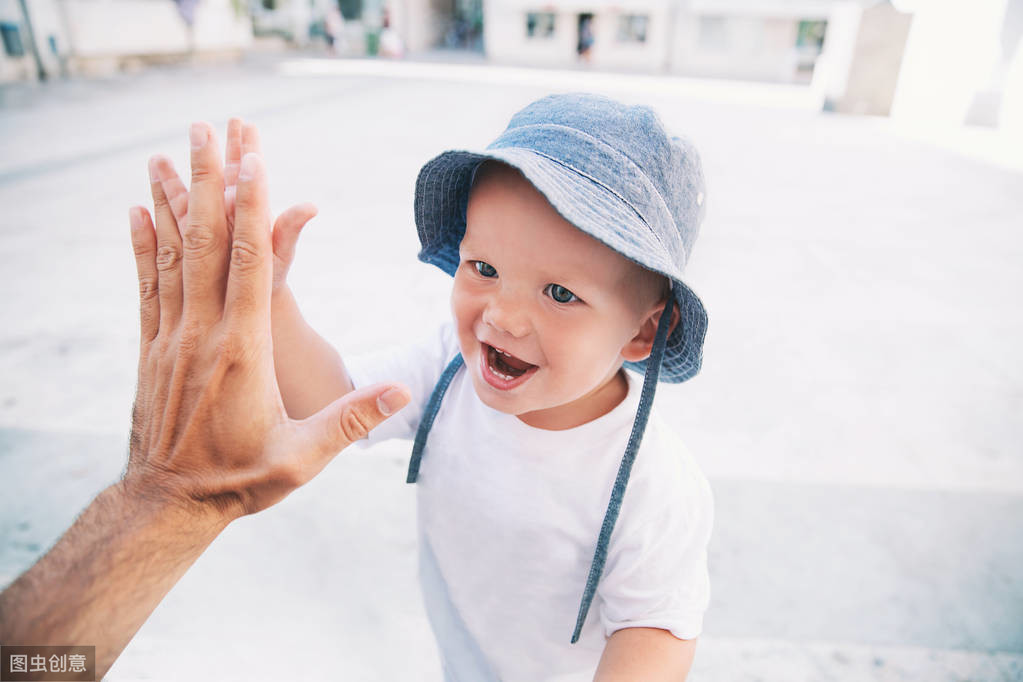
[1,53,1021,680]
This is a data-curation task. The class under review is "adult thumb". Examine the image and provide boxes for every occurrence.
[300,383,411,463]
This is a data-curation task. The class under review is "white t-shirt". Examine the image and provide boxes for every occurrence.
[346,321,714,682]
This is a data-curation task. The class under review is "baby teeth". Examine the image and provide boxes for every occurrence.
[486,343,526,382]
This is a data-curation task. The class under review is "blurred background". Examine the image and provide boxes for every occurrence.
[1,0,1021,680]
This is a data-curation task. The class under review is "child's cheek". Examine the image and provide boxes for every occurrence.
[449,279,478,334]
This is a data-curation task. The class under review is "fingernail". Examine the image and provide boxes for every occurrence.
[190,123,207,149]
[377,387,409,416]
[129,207,141,231]
[148,157,159,183]
[238,153,257,181]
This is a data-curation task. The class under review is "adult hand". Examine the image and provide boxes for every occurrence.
[0,122,409,679]
[128,120,410,520]
[155,117,317,301]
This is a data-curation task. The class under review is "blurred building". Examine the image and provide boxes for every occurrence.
[484,0,846,83]
[4,0,1020,160]
[813,0,1022,160]
[890,0,1022,137]
[0,0,252,82]
[813,1,913,115]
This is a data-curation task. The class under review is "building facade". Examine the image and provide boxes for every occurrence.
[482,0,840,83]
[1,0,252,83]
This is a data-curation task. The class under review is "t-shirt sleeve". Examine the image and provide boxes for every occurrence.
[343,320,460,447]
[595,439,714,641]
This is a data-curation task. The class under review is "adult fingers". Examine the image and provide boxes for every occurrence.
[297,383,411,470]
[148,156,184,333]
[129,206,159,345]
[225,152,272,333]
[183,122,230,329]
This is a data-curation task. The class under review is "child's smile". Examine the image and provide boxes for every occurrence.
[480,340,539,389]
[450,161,674,431]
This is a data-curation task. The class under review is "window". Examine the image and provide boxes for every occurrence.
[526,12,556,38]
[338,0,361,21]
[1,22,24,57]
[795,19,827,73]
[698,15,728,51]
[796,20,827,52]
[617,14,648,43]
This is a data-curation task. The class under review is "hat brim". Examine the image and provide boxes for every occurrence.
[414,148,707,384]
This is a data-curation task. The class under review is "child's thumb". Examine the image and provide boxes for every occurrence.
[272,202,318,264]
[297,383,411,465]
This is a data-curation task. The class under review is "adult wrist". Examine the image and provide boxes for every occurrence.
[112,475,239,537]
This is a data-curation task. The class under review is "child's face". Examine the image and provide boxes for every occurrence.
[451,163,667,430]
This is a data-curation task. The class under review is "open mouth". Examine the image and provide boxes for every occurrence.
[480,342,539,390]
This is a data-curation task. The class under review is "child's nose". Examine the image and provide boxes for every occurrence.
[482,296,531,338]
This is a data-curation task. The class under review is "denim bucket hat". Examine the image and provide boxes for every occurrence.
[405,93,709,643]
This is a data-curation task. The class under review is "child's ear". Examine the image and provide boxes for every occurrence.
[621,300,681,363]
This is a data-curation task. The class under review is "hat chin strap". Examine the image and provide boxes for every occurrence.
[405,286,677,645]
[570,285,675,643]
[406,352,463,484]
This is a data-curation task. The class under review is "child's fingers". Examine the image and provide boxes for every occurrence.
[224,118,244,235]
[225,152,272,334]
[224,117,243,188]
[241,122,262,157]
[234,122,265,239]
[148,156,184,332]
[224,185,237,237]
[153,158,189,234]
[129,206,160,345]
[272,203,317,265]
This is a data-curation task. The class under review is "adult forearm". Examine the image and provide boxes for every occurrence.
[0,482,229,679]
[271,285,354,419]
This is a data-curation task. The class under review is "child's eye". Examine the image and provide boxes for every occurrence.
[545,284,578,304]
[473,261,497,278]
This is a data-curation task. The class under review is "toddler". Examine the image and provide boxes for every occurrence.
[272,93,713,680]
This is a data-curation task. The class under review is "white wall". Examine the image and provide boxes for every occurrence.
[483,0,669,70]
[62,0,251,57]
[484,4,576,66]
[593,7,669,70]
[393,0,448,53]
[672,14,802,82]
[812,2,862,103]
[890,0,1009,127]
[689,0,834,17]
[1002,27,1023,143]
[0,0,69,81]
[0,0,35,81]
[1,0,252,82]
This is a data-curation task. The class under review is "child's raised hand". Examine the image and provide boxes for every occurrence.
[149,118,317,297]
[223,118,316,295]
